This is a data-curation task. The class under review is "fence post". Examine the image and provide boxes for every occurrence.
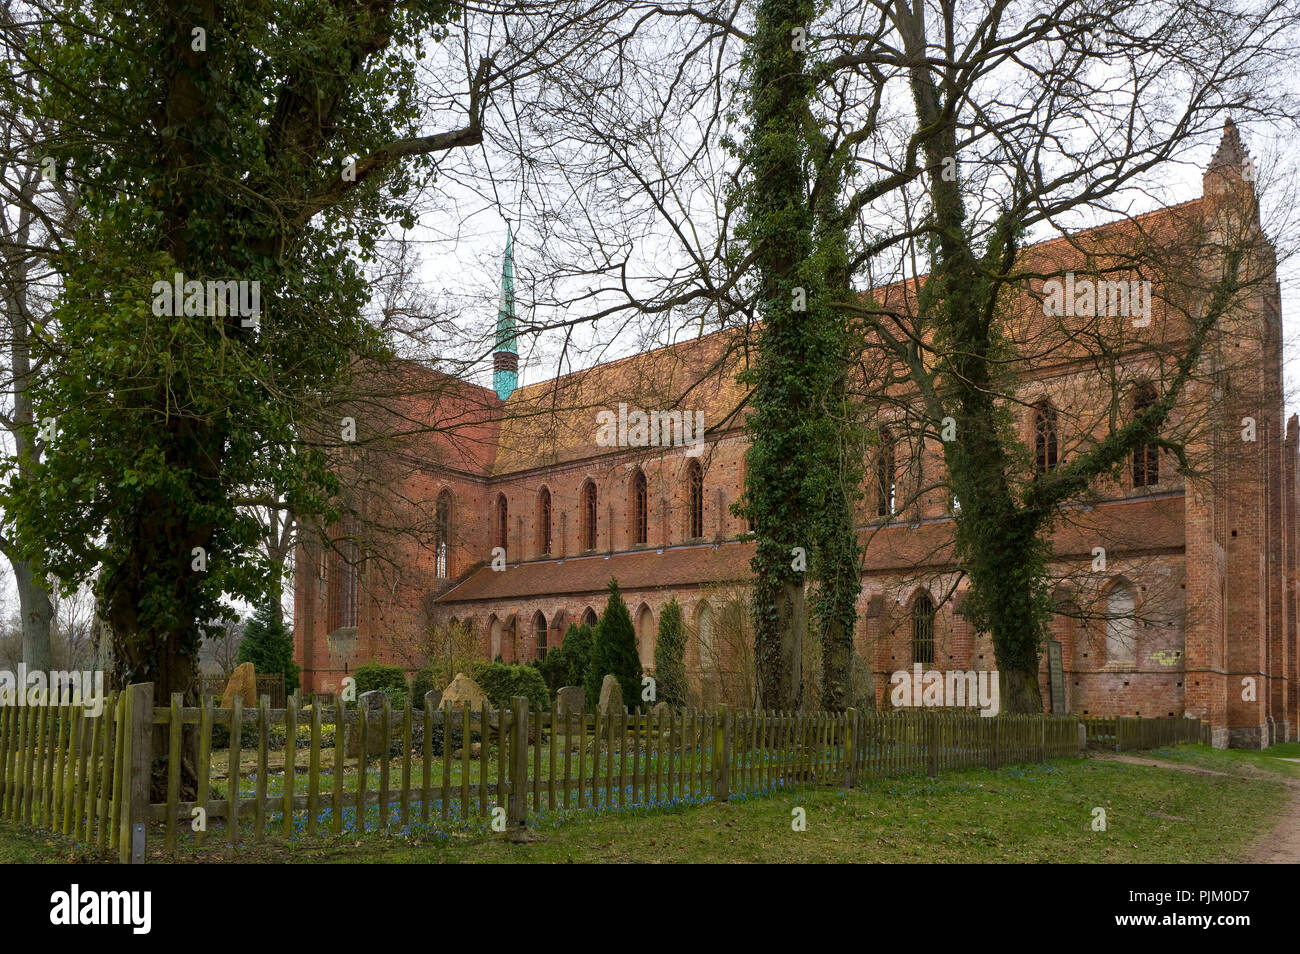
[1039,717,1047,763]
[844,708,858,788]
[119,682,152,864]
[714,705,730,801]
[926,710,938,778]
[508,696,529,831]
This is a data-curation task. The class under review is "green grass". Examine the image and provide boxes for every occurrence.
[1,743,1289,864]
[1145,741,1300,778]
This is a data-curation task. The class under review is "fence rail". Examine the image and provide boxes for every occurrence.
[0,685,1202,862]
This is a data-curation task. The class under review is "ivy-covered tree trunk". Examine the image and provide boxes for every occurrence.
[896,0,1251,713]
[808,137,862,712]
[740,0,865,711]
[900,0,1053,712]
[740,0,820,710]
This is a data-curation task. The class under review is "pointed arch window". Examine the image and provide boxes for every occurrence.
[912,593,935,665]
[741,466,756,532]
[632,469,648,545]
[1106,584,1136,665]
[581,606,598,628]
[327,516,359,631]
[581,481,598,551]
[537,487,552,556]
[495,494,508,554]
[1132,384,1159,487]
[697,603,716,674]
[686,459,704,539]
[434,490,452,578]
[535,611,548,660]
[876,428,896,517]
[490,616,503,658]
[1034,402,1059,474]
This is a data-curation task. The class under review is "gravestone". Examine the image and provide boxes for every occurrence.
[556,686,585,717]
[597,674,623,715]
[347,690,390,758]
[221,662,256,709]
[441,672,489,712]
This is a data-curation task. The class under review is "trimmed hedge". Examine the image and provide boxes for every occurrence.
[471,661,550,713]
[411,667,439,707]
[352,663,408,696]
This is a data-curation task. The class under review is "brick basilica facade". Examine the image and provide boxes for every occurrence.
[294,122,1298,747]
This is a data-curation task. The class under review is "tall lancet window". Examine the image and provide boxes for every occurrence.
[1132,384,1160,487]
[434,490,452,578]
[1034,402,1059,474]
[632,469,648,545]
[537,487,552,556]
[581,480,598,551]
[686,459,704,539]
[912,593,935,665]
[327,516,359,631]
[876,428,896,517]
[495,494,508,555]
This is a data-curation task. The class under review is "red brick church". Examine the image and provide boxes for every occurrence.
[295,122,1297,748]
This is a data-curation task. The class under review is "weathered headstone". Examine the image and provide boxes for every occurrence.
[221,662,256,709]
[597,674,623,715]
[556,686,585,717]
[348,690,390,757]
[441,672,489,711]
[423,688,443,711]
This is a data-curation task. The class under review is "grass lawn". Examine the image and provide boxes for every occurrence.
[0,743,1290,863]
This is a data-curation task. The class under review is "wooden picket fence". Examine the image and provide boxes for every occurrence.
[1080,716,1203,751]
[0,690,135,860]
[0,684,1203,863]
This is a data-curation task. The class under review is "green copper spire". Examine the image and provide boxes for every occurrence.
[493,221,518,400]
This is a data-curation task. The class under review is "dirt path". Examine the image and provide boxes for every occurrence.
[1093,753,1300,863]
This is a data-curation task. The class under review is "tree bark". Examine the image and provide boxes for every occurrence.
[12,558,53,671]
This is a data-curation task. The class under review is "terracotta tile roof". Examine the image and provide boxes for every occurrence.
[387,195,1241,481]
[857,492,1185,572]
[436,539,758,602]
[481,198,1221,476]
[490,331,753,475]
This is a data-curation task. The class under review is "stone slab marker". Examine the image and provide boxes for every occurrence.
[597,675,622,715]
[441,672,489,711]
[220,662,256,709]
[556,686,585,717]
[348,690,389,757]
